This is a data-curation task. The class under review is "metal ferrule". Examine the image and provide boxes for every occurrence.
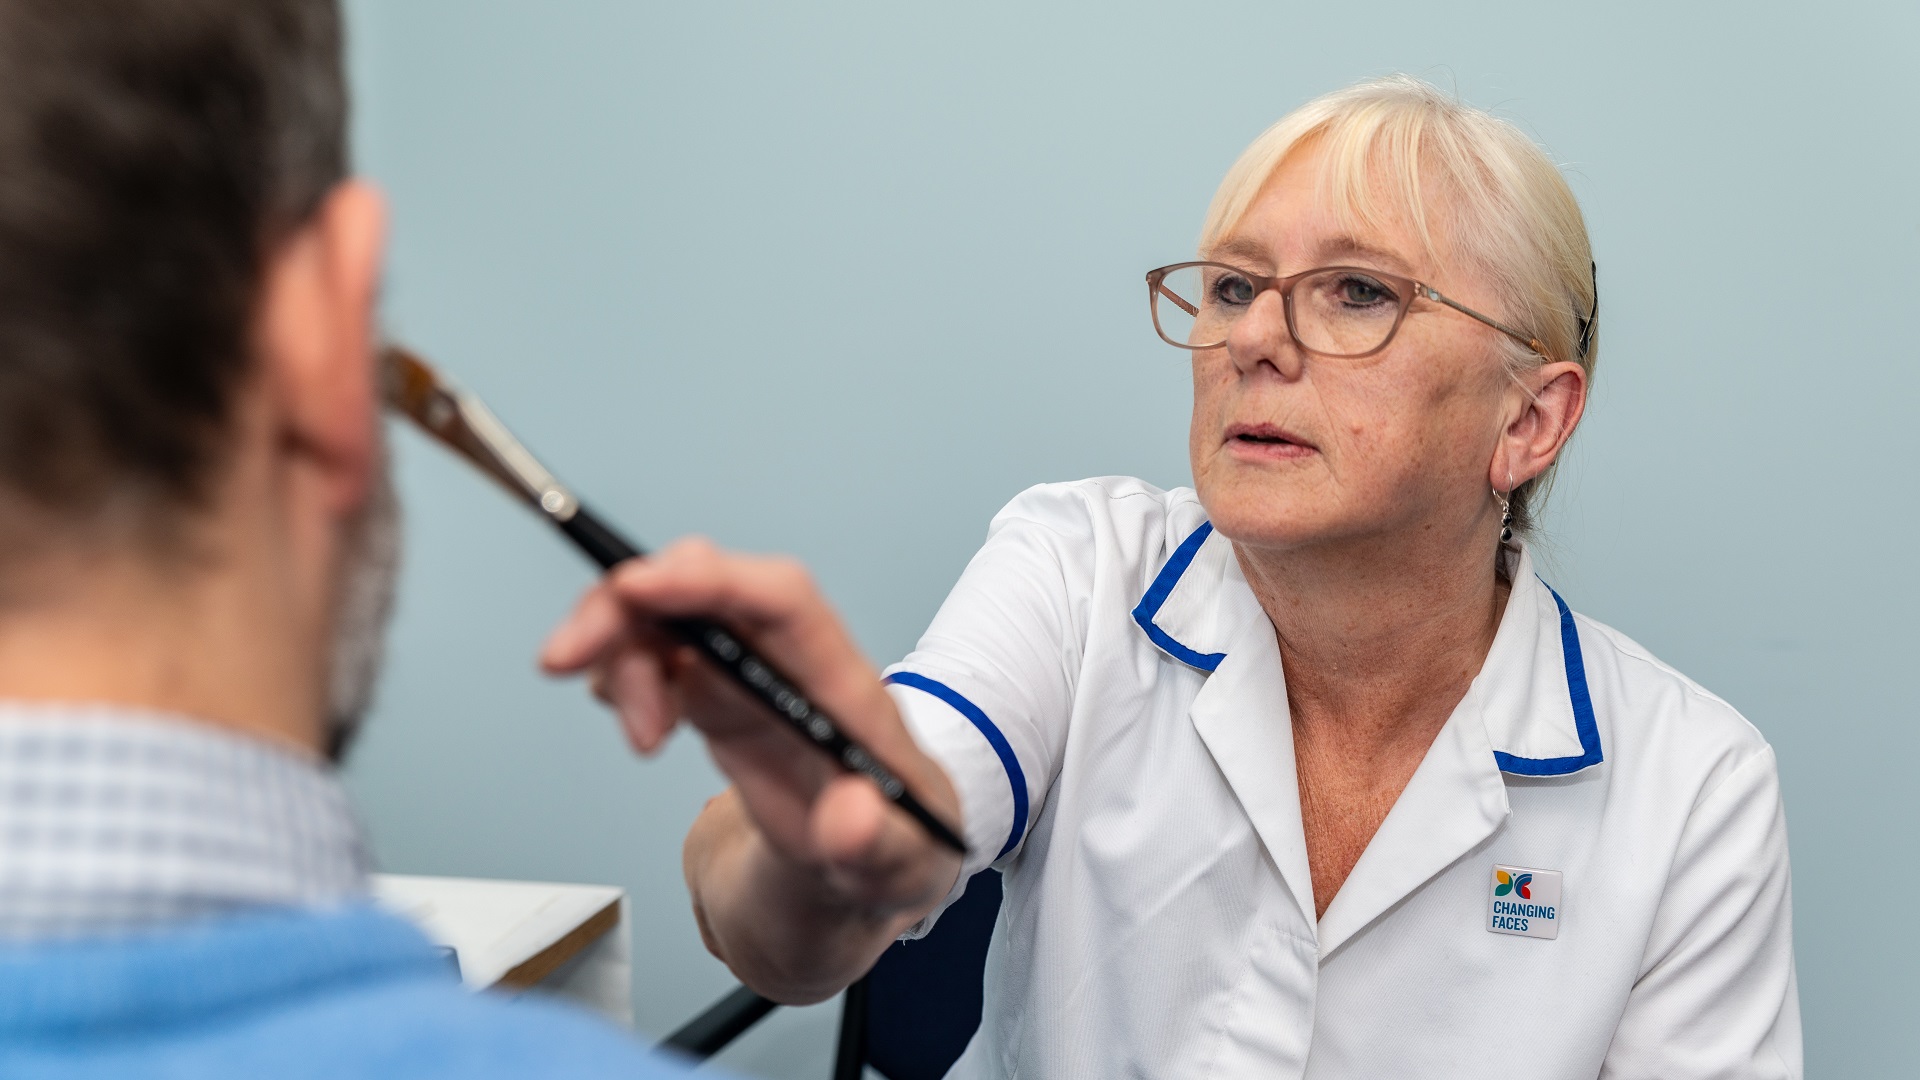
[447,387,580,522]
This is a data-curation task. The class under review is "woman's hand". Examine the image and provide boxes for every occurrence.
[539,538,963,1001]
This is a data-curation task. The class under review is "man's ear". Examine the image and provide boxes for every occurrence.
[1491,360,1587,490]
[254,180,388,514]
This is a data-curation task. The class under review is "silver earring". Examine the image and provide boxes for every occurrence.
[1496,489,1514,545]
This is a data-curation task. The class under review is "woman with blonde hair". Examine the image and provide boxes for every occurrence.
[545,75,1800,1077]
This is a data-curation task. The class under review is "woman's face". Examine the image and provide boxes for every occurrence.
[1189,144,1526,558]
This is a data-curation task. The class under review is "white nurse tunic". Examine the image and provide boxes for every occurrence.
[883,477,1800,1079]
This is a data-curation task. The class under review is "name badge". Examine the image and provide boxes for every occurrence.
[1487,865,1562,940]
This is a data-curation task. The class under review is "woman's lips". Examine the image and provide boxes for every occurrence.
[1225,422,1318,460]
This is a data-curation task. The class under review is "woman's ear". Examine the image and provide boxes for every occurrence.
[1491,360,1586,490]
[253,181,388,514]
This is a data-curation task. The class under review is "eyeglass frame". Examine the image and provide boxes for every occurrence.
[1145,260,1559,362]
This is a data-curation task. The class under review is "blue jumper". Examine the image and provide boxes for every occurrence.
[0,903,704,1078]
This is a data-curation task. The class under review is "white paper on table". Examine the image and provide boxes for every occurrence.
[371,873,632,1028]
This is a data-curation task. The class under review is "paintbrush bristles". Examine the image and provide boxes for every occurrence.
[377,343,576,518]
[379,343,523,501]
[381,345,443,426]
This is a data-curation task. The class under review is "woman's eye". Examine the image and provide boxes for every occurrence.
[1336,275,1394,306]
[1212,274,1256,306]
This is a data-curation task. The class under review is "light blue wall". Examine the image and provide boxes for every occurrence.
[340,2,1919,1075]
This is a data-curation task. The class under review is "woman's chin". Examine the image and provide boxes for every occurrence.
[1199,489,1351,552]
[1209,515,1345,553]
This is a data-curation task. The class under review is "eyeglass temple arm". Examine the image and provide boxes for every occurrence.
[1576,261,1598,359]
[1417,284,1551,359]
[1154,279,1199,318]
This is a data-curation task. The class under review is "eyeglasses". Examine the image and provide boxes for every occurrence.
[1146,261,1555,361]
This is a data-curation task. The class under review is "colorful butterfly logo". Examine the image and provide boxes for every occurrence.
[1494,870,1533,900]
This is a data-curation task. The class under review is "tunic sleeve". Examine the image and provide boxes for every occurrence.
[883,484,1097,936]
[1601,745,1802,1079]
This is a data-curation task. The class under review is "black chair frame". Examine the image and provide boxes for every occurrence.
[658,869,1002,1079]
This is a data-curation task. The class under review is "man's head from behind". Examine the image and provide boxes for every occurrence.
[0,0,394,759]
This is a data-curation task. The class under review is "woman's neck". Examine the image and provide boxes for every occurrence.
[1236,527,1510,919]
[1235,529,1508,750]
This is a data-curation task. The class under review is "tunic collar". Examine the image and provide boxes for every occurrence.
[1131,522,1604,779]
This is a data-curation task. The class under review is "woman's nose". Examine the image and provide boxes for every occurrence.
[1224,289,1304,379]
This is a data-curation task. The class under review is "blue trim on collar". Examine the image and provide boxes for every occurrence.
[1492,584,1604,777]
[884,672,1028,859]
[1131,521,1227,672]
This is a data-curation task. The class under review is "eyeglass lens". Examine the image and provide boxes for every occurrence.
[1153,265,1406,357]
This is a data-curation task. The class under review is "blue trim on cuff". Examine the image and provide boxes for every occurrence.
[1130,521,1227,672]
[1492,584,1605,777]
[884,672,1029,859]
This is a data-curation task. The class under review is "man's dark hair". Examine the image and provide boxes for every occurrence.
[0,0,347,536]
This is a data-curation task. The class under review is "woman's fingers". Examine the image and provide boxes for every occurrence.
[603,541,865,687]
[544,579,695,754]
[811,774,961,914]
[597,541,911,755]
[536,535,963,912]
[540,581,629,674]
[597,645,679,755]
[601,537,808,624]
[544,538,854,693]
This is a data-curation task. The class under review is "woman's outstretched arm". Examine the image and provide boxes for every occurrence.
[540,539,964,1004]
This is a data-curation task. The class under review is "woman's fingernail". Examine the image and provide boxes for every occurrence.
[613,557,659,588]
[541,625,576,665]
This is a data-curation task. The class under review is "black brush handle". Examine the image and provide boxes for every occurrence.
[557,504,967,856]
[559,503,644,567]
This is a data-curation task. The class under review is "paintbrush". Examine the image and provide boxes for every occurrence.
[381,344,968,856]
